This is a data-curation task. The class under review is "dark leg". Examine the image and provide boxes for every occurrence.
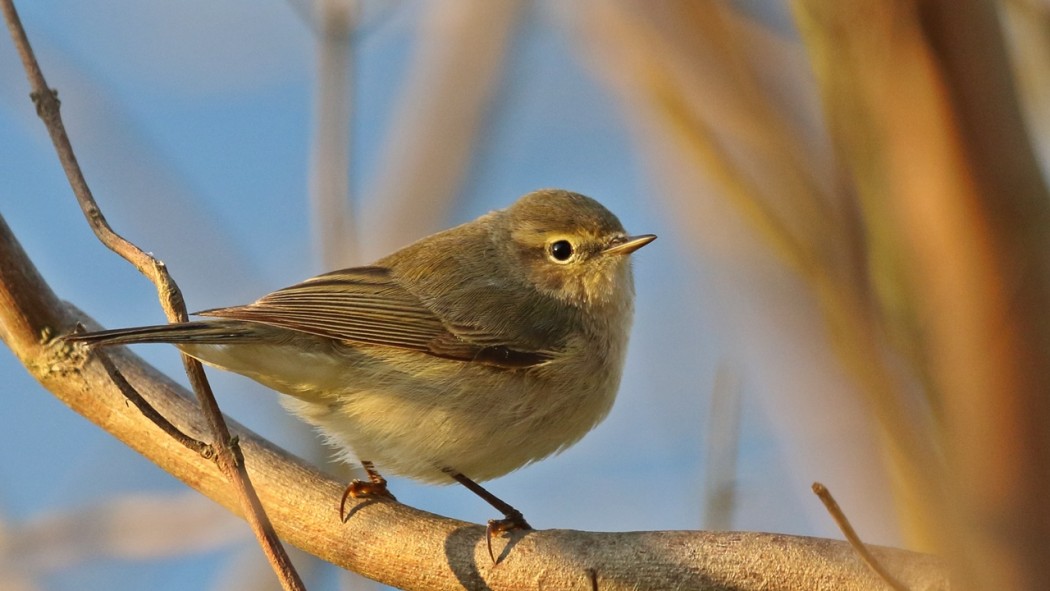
[340,460,396,521]
[444,468,532,562]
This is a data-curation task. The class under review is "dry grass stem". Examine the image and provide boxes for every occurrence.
[813,482,910,591]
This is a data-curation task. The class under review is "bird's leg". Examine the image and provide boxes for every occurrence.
[340,460,397,521]
[443,468,532,562]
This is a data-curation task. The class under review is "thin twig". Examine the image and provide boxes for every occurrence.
[87,329,212,457]
[0,2,304,589]
[812,482,911,591]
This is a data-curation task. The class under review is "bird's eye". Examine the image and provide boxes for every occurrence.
[548,240,574,263]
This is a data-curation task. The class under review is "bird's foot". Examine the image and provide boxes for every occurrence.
[486,508,532,563]
[339,463,397,522]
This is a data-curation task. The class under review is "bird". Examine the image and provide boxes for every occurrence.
[67,188,655,558]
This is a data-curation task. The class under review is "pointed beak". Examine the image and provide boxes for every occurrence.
[602,234,657,256]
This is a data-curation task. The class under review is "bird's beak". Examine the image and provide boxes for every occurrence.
[603,234,657,256]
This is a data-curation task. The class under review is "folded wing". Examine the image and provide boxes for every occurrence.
[197,266,551,369]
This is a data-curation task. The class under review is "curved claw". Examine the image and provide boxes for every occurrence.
[339,472,397,522]
[485,509,532,563]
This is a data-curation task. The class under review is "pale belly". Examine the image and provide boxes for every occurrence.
[183,338,621,483]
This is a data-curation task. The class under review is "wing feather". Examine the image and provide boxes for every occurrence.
[196,266,551,368]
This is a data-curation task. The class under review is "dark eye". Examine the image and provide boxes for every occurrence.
[548,240,574,262]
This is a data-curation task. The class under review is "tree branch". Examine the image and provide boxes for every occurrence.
[0,213,950,590]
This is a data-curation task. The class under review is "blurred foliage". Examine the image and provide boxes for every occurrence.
[577,0,1050,588]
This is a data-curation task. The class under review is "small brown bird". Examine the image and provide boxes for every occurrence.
[70,189,655,557]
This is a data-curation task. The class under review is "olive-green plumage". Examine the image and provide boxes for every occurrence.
[70,189,655,484]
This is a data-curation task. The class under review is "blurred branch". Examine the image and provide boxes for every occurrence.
[576,1,843,281]
[0,1,303,588]
[363,0,524,259]
[0,212,951,590]
[792,1,1050,589]
[1002,0,1050,170]
[309,0,357,270]
[3,492,246,573]
[702,364,740,531]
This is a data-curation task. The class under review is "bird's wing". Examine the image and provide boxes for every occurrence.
[196,266,552,368]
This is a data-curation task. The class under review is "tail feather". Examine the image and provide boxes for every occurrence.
[65,320,262,347]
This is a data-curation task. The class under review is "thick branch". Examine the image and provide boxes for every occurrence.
[0,215,949,590]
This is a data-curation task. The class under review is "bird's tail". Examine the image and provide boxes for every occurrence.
[65,320,263,347]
